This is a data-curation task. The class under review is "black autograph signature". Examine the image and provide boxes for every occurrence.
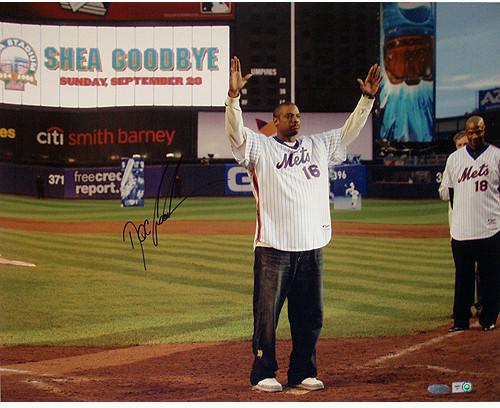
[122,156,223,271]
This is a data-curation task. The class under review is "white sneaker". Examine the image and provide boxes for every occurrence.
[253,378,283,392]
[296,377,324,391]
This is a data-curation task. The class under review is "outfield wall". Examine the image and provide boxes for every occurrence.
[0,162,225,199]
[0,162,444,199]
[367,165,445,199]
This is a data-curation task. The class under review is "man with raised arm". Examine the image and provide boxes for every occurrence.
[225,56,381,392]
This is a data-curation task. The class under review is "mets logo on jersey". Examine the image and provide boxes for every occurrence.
[0,38,38,91]
[457,164,489,183]
[276,147,311,169]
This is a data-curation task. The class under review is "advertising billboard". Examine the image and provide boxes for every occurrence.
[0,105,196,164]
[64,167,123,199]
[0,22,229,107]
[478,87,500,112]
[224,164,252,196]
[379,3,436,142]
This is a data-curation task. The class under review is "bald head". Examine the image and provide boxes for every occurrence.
[273,102,297,118]
[465,115,486,152]
[466,115,485,129]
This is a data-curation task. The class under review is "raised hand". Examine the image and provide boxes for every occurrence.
[229,56,252,98]
[356,64,382,99]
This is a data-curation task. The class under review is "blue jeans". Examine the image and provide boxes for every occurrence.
[250,247,323,386]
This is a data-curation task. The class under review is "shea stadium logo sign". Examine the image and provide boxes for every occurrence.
[0,38,38,91]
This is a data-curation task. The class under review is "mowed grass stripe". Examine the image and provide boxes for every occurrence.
[32,234,255,273]
[1,232,256,298]
[324,288,451,320]
[1,231,255,287]
[326,238,453,276]
[3,231,451,298]
[2,310,252,346]
[13,250,253,297]
[327,255,453,279]
[2,229,451,291]
[0,237,252,308]
[330,240,452,265]
[1,223,255,257]
[1,228,254,270]
[330,300,443,322]
[325,262,452,298]
[329,246,452,265]
[36,230,254,254]
[2,239,255,344]
[331,236,451,253]
[0,266,249,321]
[331,199,448,225]
[331,242,451,258]
[3,229,451,293]
[0,194,448,224]
[2,307,253,345]
[122,234,254,257]
[0,195,257,221]
[331,242,450,258]
[0,194,256,216]
[324,267,452,292]
[329,250,452,269]
[323,276,451,305]
[325,263,452,288]
[0,199,127,219]
[3,231,452,314]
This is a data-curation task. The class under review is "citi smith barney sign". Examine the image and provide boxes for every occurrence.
[0,23,229,107]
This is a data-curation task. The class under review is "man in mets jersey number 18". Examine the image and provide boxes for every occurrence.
[225,56,381,392]
[440,116,499,332]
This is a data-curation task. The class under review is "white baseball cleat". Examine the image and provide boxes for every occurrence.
[253,378,283,392]
[296,377,324,391]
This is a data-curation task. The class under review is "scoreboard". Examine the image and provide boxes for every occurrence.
[233,3,291,112]
[233,3,378,113]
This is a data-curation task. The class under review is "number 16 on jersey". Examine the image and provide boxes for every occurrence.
[302,164,321,179]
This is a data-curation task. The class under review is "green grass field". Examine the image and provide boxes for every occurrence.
[0,194,448,224]
[0,194,454,346]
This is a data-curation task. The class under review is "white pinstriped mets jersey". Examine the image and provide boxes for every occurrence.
[440,144,500,241]
[225,95,373,251]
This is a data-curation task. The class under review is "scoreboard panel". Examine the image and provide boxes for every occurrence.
[232,3,378,113]
[233,3,291,112]
[295,3,379,112]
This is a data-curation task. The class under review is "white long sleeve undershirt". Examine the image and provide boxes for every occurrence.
[225,94,375,151]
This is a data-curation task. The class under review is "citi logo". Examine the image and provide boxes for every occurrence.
[36,127,64,145]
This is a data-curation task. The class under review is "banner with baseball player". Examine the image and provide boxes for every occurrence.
[120,156,145,207]
[378,2,436,142]
[329,165,367,210]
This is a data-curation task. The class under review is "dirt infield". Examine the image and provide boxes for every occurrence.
[1,322,498,402]
[0,216,449,238]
